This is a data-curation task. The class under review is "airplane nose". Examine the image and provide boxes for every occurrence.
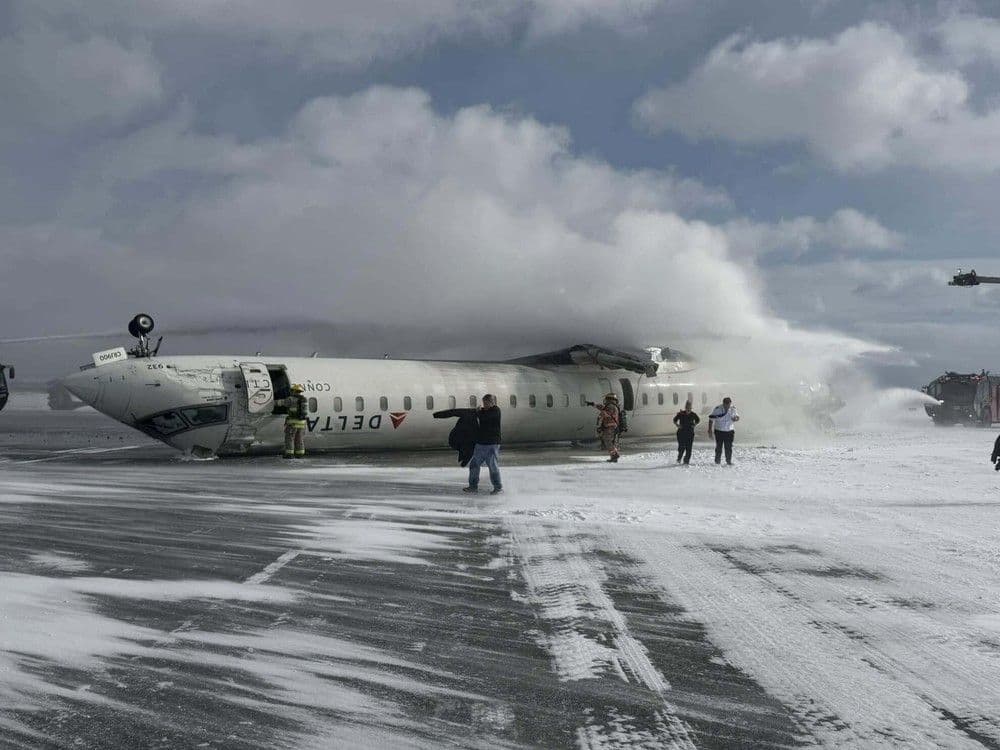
[62,370,101,407]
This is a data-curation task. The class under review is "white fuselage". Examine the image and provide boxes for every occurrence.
[62,354,746,456]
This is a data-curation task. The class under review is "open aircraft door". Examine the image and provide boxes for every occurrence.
[617,378,635,412]
[239,363,274,414]
[218,363,278,454]
[598,377,635,411]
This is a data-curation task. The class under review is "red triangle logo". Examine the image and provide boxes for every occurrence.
[389,412,408,429]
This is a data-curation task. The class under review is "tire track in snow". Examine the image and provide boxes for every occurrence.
[714,518,1000,746]
[509,518,698,749]
[604,528,992,748]
[769,545,1000,747]
[847,499,1000,745]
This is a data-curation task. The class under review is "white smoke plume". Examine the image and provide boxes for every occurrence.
[3,86,890,404]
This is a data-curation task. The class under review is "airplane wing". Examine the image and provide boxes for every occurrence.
[506,344,695,377]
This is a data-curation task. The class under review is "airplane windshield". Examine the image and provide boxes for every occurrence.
[138,404,230,436]
[144,410,187,435]
[181,404,228,427]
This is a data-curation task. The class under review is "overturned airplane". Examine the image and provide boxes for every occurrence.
[62,314,828,457]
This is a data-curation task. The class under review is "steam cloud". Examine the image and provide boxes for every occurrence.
[4,86,885,391]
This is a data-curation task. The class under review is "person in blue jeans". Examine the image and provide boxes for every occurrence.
[464,394,502,494]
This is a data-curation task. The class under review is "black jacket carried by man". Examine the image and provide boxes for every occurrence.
[475,405,502,445]
[673,410,700,432]
[433,408,478,466]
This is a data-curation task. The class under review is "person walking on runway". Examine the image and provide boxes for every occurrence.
[707,396,739,466]
[464,394,503,494]
[673,399,700,464]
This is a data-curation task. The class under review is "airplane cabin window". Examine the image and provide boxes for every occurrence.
[379,396,388,411]
[510,395,517,408]
[673,393,679,405]
[404,396,412,410]
[470,395,477,407]
[426,395,434,410]
[529,394,536,407]
[334,397,343,412]
[658,393,664,406]
[546,394,553,407]
[641,393,648,406]
[448,395,457,409]
[356,396,365,411]
[307,398,318,413]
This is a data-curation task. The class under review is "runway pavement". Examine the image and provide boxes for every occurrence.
[0,408,811,749]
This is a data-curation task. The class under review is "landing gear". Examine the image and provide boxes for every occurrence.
[126,313,161,358]
[127,313,155,338]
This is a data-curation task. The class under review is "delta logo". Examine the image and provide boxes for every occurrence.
[389,412,408,429]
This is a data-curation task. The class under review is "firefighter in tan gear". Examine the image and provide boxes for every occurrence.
[278,384,308,458]
[586,393,622,462]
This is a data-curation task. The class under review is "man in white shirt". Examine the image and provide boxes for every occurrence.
[708,397,739,465]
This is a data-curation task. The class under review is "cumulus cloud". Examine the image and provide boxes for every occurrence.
[937,14,1000,67]
[525,0,661,37]
[22,0,668,67]
[724,208,903,259]
[0,29,163,139]
[634,22,1000,173]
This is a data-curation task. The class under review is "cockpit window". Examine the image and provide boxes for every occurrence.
[181,404,229,427]
[142,410,188,436]
[139,404,229,437]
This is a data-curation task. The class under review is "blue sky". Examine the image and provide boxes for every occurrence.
[3,0,1000,383]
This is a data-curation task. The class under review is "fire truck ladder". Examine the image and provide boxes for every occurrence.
[950,270,1000,286]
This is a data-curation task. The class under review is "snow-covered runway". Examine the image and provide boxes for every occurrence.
[2,407,999,748]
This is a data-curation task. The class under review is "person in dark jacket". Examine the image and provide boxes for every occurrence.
[465,394,502,494]
[673,400,700,464]
[433,408,478,467]
[991,433,1000,471]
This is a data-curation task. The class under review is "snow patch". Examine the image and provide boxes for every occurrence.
[509,521,697,747]
[287,517,464,566]
[28,551,91,572]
